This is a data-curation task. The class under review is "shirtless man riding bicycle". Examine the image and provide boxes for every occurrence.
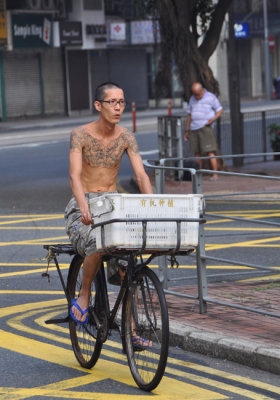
[64,82,153,324]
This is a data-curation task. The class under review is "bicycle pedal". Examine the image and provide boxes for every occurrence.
[45,316,70,324]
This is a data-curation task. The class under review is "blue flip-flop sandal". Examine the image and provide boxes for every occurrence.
[70,298,89,325]
[132,336,152,351]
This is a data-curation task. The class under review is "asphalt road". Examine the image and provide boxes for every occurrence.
[1,213,280,399]
[1,125,280,399]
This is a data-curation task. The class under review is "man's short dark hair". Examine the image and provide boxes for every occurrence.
[95,82,121,101]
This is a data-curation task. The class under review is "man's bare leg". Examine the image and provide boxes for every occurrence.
[71,252,101,323]
[195,152,202,169]
[208,152,218,180]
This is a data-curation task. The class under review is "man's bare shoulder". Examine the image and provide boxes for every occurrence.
[121,127,139,154]
[70,122,96,152]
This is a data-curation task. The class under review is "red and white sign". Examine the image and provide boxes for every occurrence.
[43,18,51,45]
[269,34,275,52]
[110,23,126,41]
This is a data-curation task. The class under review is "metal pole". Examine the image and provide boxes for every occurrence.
[262,111,267,161]
[263,0,271,100]
[176,118,183,180]
[192,171,207,313]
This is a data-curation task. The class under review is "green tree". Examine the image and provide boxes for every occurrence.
[148,0,233,100]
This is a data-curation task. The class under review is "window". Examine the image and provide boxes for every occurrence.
[84,0,103,10]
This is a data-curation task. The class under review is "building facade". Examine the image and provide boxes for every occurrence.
[1,0,280,120]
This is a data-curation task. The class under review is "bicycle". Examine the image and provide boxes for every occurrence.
[43,195,204,391]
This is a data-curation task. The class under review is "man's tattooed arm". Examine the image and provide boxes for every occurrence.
[124,129,140,154]
[70,128,83,153]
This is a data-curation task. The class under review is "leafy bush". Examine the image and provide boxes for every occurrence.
[268,123,280,151]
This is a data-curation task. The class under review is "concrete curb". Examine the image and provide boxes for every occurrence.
[169,322,280,374]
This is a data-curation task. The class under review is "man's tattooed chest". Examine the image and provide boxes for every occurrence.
[83,136,126,168]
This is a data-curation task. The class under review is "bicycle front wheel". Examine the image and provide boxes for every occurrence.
[123,266,169,391]
[67,255,103,369]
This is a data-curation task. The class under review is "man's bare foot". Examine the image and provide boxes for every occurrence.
[70,296,89,324]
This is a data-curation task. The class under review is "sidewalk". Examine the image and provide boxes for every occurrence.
[1,97,280,133]
[0,108,167,133]
[166,278,280,374]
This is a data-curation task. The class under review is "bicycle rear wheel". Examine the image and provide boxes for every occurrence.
[67,254,103,369]
[123,266,169,391]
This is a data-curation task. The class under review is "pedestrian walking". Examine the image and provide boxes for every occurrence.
[183,82,223,180]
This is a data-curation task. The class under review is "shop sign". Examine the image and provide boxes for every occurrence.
[130,20,160,44]
[12,14,51,48]
[235,13,280,37]
[0,0,7,47]
[234,22,249,38]
[59,21,82,46]
[110,23,126,41]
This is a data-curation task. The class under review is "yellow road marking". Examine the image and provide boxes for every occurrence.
[240,274,280,282]
[0,263,62,266]
[0,214,64,218]
[0,331,224,400]
[0,266,69,278]
[205,227,280,231]
[0,227,65,230]
[207,209,280,213]
[1,300,280,399]
[2,264,279,279]
[12,302,280,398]
[0,290,65,294]
[0,236,68,246]
[0,216,63,226]
[206,235,280,251]
[167,354,280,396]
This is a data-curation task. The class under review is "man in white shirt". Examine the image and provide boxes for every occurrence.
[184,82,223,181]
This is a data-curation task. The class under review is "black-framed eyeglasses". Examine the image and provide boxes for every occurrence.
[98,99,127,107]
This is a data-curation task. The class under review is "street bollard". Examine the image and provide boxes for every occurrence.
[132,101,136,132]
[168,98,172,116]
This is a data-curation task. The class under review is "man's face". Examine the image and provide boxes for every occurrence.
[192,87,204,100]
[96,88,126,124]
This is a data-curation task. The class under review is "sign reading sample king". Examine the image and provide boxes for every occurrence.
[89,193,203,251]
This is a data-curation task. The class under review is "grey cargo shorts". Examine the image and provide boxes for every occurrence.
[64,192,116,257]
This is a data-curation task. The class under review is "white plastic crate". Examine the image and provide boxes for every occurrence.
[89,194,203,251]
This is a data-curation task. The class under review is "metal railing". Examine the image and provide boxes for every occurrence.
[158,110,280,167]
[143,152,280,318]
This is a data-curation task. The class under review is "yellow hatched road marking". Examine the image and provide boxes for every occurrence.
[206,236,280,251]
[1,300,280,399]
[0,290,65,295]
[0,216,63,226]
[0,227,65,230]
[0,330,224,400]
[207,209,280,214]
[0,214,64,218]
[0,266,69,278]
[13,303,280,398]
[0,236,68,246]
[2,264,278,279]
[205,227,280,231]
